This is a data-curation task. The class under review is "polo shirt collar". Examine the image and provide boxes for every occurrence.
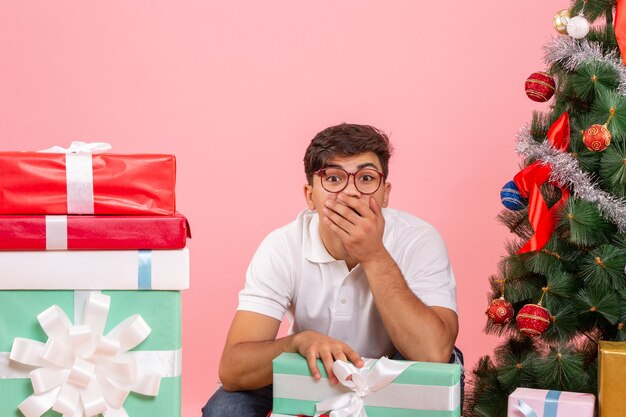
[304,212,337,263]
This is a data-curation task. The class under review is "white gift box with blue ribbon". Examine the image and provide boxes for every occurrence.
[0,248,189,290]
[507,387,595,417]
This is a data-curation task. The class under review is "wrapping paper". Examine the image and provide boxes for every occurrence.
[0,213,190,250]
[507,387,594,417]
[0,290,182,417]
[598,341,626,417]
[0,151,176,215]
[272,352,461,417]
[0,248,189,290]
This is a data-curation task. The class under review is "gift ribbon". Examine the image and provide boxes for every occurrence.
[514,113,571,254]
[514,390,561,417]
[616,0,625,65]
[45,216,68,250]
[546,112,570,152]
[313,358,414,417]
[1,291,182,379]
[7,291,162,417]
[39,142,112,215]
[138,250,152,290]
[274,373,459,414]
[26,236,154,288]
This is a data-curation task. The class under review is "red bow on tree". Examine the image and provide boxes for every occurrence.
[616,0,626,65]
[514,113,571,254]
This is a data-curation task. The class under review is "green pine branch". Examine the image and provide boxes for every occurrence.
[576,286,622,325]
[534,344,588,391]
[591,89,626,138]
[579,244,626,290]
[571,61,619,103]
[571,0,614,23]
[600,137,626,197]
[556,197,614,247]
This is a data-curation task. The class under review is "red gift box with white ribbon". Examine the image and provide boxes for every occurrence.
[0,212,190,250]
[0,142,176,215]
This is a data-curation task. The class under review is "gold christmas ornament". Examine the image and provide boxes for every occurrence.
[553,9,571,34]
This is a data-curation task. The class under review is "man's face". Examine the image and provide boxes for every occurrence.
[304,152,391,217]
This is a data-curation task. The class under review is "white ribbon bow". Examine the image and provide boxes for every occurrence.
[9,292,161,417]
[40,141,112,155]
[314,358,413,417]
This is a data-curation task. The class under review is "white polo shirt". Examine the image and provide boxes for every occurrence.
[237,208,457,358]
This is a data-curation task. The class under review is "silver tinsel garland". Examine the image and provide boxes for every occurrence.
[516,125,626,232]
[543,37,626,97]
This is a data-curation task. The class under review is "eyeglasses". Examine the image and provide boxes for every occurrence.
[314,167,385,195]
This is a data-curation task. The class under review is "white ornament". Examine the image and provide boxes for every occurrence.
[566,15,590,39]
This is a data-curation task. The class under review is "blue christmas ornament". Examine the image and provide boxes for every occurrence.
[500,180,527,211]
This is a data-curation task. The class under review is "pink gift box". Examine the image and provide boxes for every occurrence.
[507,387,594,417]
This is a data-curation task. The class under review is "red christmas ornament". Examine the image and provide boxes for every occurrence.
[525,72,556,102]
[516,303,551,337]
[486,297,515,325]
[583,124,611,151]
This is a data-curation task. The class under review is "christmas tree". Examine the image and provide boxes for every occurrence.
[466,1,626,416]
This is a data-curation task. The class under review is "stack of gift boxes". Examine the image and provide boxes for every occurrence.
[0,143,189,417]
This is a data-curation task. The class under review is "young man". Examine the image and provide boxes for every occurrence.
[202,123,460,417]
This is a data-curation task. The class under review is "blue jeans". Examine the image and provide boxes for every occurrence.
[202,384,274,417]
[201,347,464,417]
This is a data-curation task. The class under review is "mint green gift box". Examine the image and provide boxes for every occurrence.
[272,352,461,417]
[0,290,182,417]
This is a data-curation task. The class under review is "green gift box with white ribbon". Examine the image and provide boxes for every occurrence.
[272,352,461,417]
[0,290,182,417]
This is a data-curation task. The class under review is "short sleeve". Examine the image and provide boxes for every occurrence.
[237,230,294,321]
[399,226,458,313]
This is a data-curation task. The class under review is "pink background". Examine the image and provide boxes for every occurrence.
[1,1,561,415]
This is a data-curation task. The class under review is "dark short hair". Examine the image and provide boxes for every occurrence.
[303,123,393,185]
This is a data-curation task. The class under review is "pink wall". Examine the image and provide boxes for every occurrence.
[1,1,560,415]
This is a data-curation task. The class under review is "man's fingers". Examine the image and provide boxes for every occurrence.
[323,207,354,232]
[332,350,349,364]
[337,195,372,218]
[368,197,382,217]
[296,333,361,384]
[306,353,321,380]
[346,350,365,368]
[320,351,339,384]
[327,198,369,221]
[324,201,358,226]
[322,212,353,240]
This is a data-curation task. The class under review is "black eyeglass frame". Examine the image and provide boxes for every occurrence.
[313,167,385,195]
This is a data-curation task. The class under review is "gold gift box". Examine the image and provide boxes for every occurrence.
[598,341,626,417]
